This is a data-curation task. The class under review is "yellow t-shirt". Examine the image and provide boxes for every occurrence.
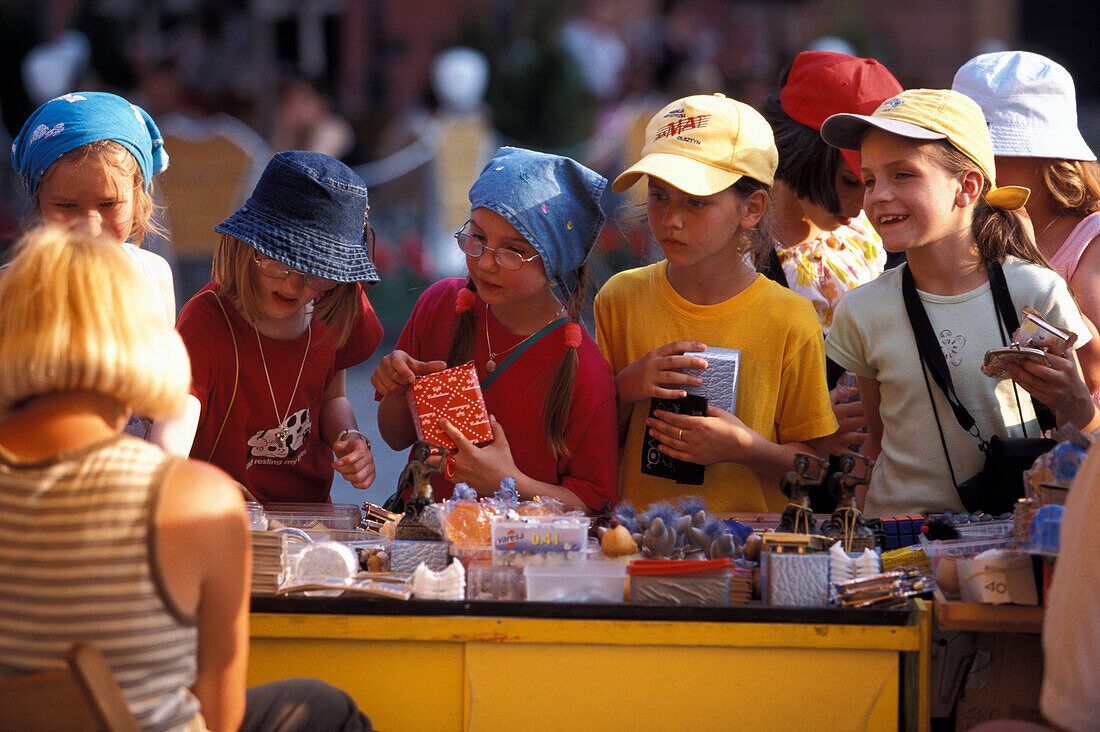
[593,261,837,514]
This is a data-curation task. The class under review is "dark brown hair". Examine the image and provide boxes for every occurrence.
[759,92,844,215]
[445,268,588,460]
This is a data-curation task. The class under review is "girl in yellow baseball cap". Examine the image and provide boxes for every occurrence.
[594,93,838,514]
[820,88,1099,517]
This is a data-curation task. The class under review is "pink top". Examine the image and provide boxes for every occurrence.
[1049,211,1100,281]
[1049,211,1100,408]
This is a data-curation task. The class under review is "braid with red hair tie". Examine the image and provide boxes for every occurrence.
[563,322,582,349]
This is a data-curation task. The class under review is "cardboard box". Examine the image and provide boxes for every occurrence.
[954,633,1043,730]
[958,550,1038,605]
[407,363,492,450]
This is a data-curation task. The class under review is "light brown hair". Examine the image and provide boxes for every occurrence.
[30,141,163,245]
[925,141,1051,269]
[210,234,360,347]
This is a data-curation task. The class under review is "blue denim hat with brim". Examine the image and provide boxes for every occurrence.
[215,150,379,283]
[469,147,606,298]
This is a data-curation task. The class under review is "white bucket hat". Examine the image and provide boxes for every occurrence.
[951,50,1095,161]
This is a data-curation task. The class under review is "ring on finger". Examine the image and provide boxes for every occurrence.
[678,429,684,440]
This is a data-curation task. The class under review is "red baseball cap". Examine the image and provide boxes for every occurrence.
[780,51,903,178]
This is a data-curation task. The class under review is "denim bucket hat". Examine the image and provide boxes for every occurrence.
[215,150,379,283]
[469,147,606,298]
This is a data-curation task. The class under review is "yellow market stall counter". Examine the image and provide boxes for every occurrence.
[249,597,931,731]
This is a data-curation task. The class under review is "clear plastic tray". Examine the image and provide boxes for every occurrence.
[918,532,1014,570]
[953,519,1014,539]
[261,502,363,530]
[524,561,626,603]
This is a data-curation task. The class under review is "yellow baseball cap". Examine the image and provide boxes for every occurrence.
[613,93,778,195]
[820,88,1029,210]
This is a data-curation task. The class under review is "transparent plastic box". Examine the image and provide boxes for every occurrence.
[918,532,1014,571]
[524,560,626,603]
[490,516,589,567]
[261,502,362,531]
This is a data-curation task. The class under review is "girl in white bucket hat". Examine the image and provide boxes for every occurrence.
[953,50,1100,407]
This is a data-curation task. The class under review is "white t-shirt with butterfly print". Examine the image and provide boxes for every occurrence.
[826,256,1090,517]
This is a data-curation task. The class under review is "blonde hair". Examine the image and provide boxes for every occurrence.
[0,226,190,418]
[211,234,360,348]
[1043,159,1100,218]
[29,141,164,245]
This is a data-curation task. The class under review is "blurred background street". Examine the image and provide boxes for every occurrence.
[0,0,1095,502]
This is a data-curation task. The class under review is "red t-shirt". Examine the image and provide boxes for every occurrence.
[381,278,619,510]
[178,283,383,503]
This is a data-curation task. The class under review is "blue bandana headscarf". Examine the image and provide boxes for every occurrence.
[10,91,168,196]
[468,147,606,299]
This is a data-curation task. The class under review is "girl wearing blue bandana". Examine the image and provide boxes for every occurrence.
[11,91,176,441]
[11,92,175,323]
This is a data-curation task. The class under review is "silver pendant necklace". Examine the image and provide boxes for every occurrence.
[255,321,312,449]
[484,301,565,372]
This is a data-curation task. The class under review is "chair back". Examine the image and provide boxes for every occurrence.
[0,643,141,732]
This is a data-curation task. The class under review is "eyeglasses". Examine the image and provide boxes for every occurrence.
[253,254,338,291]
[454,220,541,271]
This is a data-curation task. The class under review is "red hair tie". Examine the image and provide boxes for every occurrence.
[455,287,475,313]
[564,322,582,349]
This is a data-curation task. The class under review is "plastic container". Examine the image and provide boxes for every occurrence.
[953,519,1014,539]
[466,560,525,601]
[262,502,362,530]
[918,532,1014,571]
[524,561,626,603]
[490,516,589,567]
[628,559,734,606]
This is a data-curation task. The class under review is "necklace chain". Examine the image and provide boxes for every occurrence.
[1035,214,1063,243]
[255,321,312,448]
[484,302,566,372]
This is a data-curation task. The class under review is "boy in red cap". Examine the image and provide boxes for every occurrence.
[759,51,904,477]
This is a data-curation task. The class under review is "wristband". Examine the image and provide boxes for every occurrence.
[336,429,370,449]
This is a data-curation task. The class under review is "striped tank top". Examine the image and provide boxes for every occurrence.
[0,434,201,731]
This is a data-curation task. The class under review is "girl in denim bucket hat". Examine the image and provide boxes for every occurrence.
[9,91,176,441]
[169,151,384,504]
[821,88,1099,517]
[373,147,618,513]
[595,93,837,515]
[953,50,1100,408]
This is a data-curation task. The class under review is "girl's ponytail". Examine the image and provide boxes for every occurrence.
[971,198,1050,268]
[446,278,478,366]
[542,264,587,459]
[929,141,1052,269]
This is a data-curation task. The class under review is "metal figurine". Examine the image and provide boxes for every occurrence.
[822,452,876,552]
[777,452,828,535]
[394,440,450,541]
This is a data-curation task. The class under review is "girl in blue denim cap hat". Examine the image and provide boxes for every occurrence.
[167,151,385,504]
[372,147,618,514]
[10,91,177,441]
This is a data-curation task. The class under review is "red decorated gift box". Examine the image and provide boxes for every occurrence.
[406,363,493,450]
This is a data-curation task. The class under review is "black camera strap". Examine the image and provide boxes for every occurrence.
[901,260,1052,488]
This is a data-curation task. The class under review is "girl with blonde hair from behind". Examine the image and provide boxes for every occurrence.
[0,226,373,732]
